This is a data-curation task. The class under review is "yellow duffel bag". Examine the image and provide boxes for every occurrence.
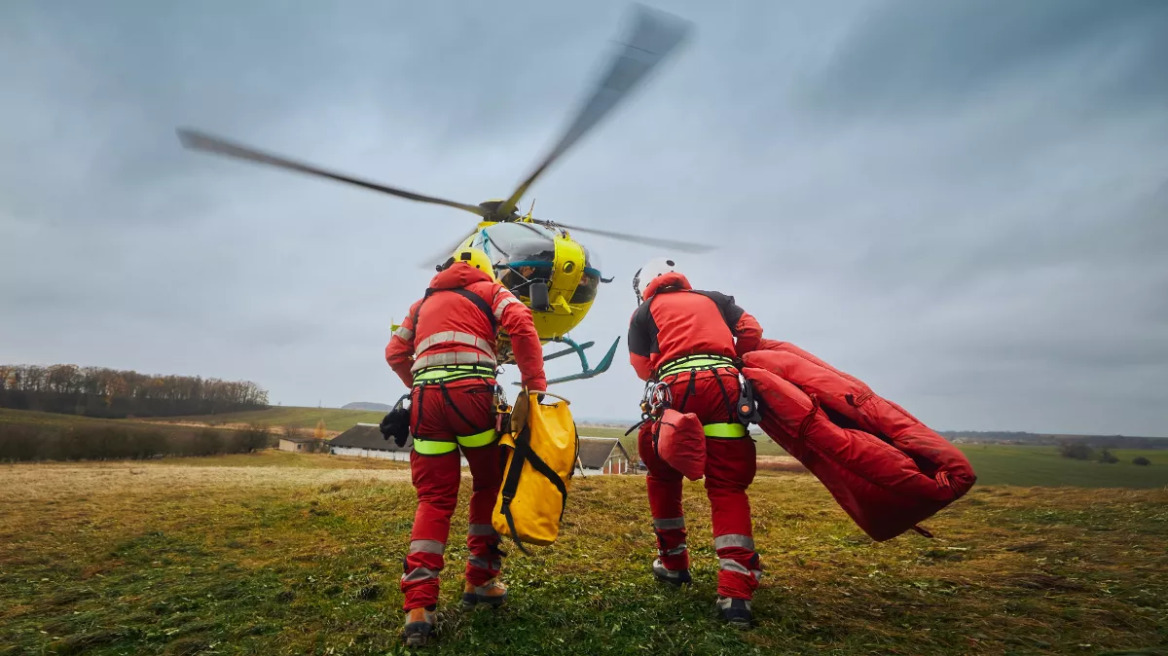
[492,391,579,552]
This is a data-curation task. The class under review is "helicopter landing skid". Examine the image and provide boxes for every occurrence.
[513,335,621,386]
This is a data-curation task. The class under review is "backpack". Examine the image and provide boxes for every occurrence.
[491,391,579,553]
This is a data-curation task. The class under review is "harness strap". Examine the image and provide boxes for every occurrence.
[659,360,749,439]
[437,380,482,436]
[411,286,498,333]
[710,369,736,424]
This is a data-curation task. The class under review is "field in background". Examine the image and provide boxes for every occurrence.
[1,451,1164,655]
[959,444,1168,488]
[150,406,386,433]
[4,406,1168,488]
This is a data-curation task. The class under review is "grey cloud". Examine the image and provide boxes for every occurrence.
[2,0,1167,436]
[800,0,1168,117]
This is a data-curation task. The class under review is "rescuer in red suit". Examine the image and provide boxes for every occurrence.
[385,247,547,647]
[627,257,765,628]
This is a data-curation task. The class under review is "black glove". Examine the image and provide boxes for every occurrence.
[379,402,411,448]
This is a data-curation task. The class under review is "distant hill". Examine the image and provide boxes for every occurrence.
[342,402,392,412]
[942,430,1168,450]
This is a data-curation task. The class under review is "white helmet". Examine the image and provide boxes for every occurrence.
[632,257,678,304]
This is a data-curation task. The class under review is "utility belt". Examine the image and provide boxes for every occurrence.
[638,353,756,439]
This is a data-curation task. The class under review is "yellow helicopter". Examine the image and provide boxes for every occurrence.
[176,5,712,385]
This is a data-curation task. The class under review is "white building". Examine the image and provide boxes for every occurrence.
[329,423,469,466]
[575,436,633,476]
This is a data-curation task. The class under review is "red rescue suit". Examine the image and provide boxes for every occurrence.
[386,262,547,612]
[627,271,764,601]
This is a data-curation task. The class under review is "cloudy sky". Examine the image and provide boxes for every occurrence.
[2,0,1166,435]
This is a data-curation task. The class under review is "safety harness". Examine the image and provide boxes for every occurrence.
[655,354,749,438]
[406,286,506,456]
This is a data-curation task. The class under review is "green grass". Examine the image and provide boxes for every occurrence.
[958,444,1168,488]
[152,406,387,432]
[1,453,1165,655]
[0,407,145,428]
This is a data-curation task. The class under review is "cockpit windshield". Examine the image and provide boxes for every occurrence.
[471,222,604,305]
[473,222,557,293]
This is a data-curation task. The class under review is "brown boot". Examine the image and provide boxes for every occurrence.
[402,606,435,647]
[461,578,508,609]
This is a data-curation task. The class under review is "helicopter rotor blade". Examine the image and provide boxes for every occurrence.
[549,221,715,253]
[415,232,475,270]
[176,128,487,217]
[496,4,693,217]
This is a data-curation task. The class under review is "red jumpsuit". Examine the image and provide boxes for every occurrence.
[386,262,547,612]
[627,271,764,601]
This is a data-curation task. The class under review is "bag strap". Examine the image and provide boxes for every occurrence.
[498,413,570,555]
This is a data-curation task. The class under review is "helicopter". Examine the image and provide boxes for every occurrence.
[176,4,713,386]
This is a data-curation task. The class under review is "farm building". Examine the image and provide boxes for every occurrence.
[329,423,413,461]
[576,436,633,475]
[278,436,327,453]
[329,423,470,466]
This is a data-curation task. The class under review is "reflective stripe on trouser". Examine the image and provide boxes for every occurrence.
[412,428,498,455]
[401,377,503,611]
[707,437,760,600]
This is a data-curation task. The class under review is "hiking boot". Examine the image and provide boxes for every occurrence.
[402,606,435,647]
[716,596,753,629]
[652,558,692,587]
[461,578,507,610]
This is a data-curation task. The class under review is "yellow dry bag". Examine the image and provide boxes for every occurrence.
[491,391,579,552]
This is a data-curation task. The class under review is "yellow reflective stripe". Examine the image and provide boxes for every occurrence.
[413,438,458,455]
[457,428,497,448]
[658,356,736,376]
[704,422,747,438]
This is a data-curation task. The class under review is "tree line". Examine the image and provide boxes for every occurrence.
[0,364,269,418]
[0,423,274,462]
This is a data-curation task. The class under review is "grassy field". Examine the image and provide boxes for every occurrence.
[0,408,158,429]
[149,407,387,433]
[959,444,1168,488]
[1,451,1165,655]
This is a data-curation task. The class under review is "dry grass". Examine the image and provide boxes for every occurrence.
[0,452,1165,655]
[0,457,410,502]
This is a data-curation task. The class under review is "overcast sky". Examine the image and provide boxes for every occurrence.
[2,0,1166,435]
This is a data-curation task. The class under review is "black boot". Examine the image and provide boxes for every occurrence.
[716,596,752,629]
[652,558,692,587]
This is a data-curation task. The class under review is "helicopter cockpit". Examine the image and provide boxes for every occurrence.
[469,222,603,308]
